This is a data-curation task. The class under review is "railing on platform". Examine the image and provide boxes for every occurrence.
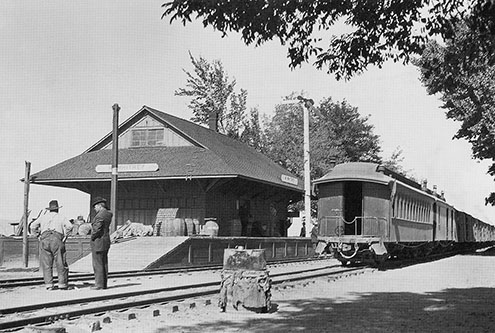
[319,216,388,238]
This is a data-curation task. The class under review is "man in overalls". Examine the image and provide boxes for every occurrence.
[31,200,73,290]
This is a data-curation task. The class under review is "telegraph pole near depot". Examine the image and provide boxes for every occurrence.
[23,161,31,267]
[110,103,120,233]
[297,96,314,230]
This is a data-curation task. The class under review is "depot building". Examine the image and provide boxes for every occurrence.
[30,106,303,237]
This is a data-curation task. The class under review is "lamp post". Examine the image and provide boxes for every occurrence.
[280,96,314,231]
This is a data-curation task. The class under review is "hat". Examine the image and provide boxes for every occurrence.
[46,200,62,211]
[92,197,107,207]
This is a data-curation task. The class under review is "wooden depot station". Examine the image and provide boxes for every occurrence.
[1,106,314,270]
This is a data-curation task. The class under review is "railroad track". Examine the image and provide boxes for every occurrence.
[0,257,327,288]
[0,260,371,331]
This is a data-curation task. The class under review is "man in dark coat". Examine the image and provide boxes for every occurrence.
[90,197,112,290]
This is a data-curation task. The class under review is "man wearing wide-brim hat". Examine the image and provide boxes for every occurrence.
[31,200,73,290]
[90,196,113,290]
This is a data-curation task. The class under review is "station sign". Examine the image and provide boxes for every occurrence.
[95,163,159,173]
[281,174,298,185]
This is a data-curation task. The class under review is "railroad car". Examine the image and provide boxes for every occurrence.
[314,162,495,265]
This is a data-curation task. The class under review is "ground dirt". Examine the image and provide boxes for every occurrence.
[13,251,495,332]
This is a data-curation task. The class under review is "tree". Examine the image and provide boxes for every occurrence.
[239,107,267,153]
[381,146,415,180]
[264,94,305,177]
[163,1,495,80]
[264,93,381,179]
[312,97,381,178]
[414,21,495,204]
[176,52,247,136]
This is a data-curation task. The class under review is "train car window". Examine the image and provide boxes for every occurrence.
[406,198,411,220]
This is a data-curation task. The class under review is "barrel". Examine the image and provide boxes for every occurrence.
[192,219,200,235]
[173,218,186,236]
[162,218,175,236]
[204,219,219,237]
[162,218,187,236]
[229,219,242,236]
[184,218,194,235]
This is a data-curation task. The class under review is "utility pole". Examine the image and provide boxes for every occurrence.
[297,96,314,231]
[110,103,120,233]
[280,97,314,232]
[23,161,31,267]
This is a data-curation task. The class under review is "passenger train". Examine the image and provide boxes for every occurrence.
[314,162,495,265]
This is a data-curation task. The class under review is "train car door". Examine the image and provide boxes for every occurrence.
[343,181,362,235]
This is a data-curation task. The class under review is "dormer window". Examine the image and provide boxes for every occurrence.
[131,128,164,147]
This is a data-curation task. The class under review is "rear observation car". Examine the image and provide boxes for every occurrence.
[314,162,455,265]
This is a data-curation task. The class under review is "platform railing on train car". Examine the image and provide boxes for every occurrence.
[319,216,388,238]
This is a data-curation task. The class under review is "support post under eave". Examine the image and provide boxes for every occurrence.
[23,161,31,267]
[110,103,120,234]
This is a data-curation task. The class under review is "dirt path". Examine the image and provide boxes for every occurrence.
[20,252,495,332]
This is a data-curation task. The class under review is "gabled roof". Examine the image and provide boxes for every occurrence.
[31,106,303,192]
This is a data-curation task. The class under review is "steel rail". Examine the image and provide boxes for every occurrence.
[0,264,364,331]
[0,262,339,316]
[0,257,327,288]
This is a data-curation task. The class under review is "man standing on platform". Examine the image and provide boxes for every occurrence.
[90,197,112,290]
[31,200,73,290]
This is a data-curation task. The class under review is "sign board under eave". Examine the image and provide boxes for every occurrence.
[95,163,159,173]
[281,174,298,186]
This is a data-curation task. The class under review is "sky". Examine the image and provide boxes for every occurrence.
[1,1,494,232]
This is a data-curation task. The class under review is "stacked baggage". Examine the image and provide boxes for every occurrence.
[219,247,271,313]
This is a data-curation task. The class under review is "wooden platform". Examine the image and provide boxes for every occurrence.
[70,237,188,273]
[1,236,315,271]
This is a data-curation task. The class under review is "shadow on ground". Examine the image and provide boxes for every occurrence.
[156,287,495,332]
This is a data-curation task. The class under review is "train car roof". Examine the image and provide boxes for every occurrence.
[313,162,390,185]
[314,162,448,203]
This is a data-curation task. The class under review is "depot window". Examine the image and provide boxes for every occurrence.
[131,128,164,147]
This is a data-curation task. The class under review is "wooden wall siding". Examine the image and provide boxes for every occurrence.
[103,115,193,149]
[88,178,294,236]
[90,180,206,226]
